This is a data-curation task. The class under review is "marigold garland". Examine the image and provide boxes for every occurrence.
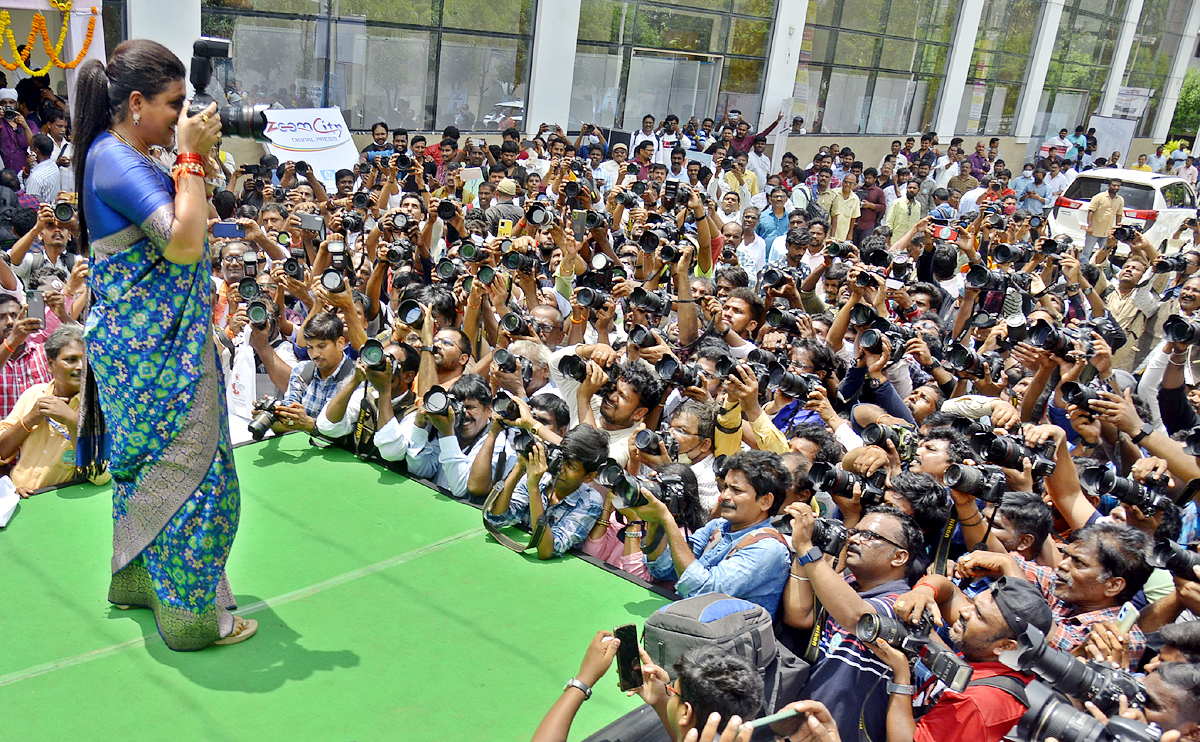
[0,2,97,76]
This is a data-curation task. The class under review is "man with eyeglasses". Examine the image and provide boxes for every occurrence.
[639,450,793,617]
[636,399,721,516]
[781,503,925,742]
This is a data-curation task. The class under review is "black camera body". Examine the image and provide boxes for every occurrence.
[634,428,679,460]
[248,395,281,440]
[1148,536,1200,582]
[970,430,1056,478]
[944,463,1007,503]
[856,610,974,692]
[811,517,848,556]
[809,462,888,507]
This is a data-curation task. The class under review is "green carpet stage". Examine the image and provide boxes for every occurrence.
[0,434,671,741]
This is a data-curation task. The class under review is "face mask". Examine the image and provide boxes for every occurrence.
[589,135,600,145]
[470,233,484,245]
[1023,169,1032,177]
[1003,204,1017,215]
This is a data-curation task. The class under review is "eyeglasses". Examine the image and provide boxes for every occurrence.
[664,681,683,700]
[848,528,906,551]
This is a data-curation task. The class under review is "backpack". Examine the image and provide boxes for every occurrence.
[585,593,810,742]
[791,184,829,224]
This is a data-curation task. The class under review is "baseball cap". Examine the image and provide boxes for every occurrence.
[992,576,1054,638]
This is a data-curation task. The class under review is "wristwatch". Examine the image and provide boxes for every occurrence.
[564,678,593,700]
[1130,422,1154,445]
[419,345,435,354]
[886,682,915,696]
[795,546,823,567]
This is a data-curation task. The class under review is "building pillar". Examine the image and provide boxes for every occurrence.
[758,0,809,131]
[1012,0,1066,141]
[1098,0,1146,117]
[127,0,201,91]
[931,0,983,135]
[524,0,582,137]
[1151,1,1200,141]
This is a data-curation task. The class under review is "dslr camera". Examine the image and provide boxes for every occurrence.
[188,38,269,140]
[857,609,974,692]
[248,396,281,440]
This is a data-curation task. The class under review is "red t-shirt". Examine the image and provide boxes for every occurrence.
[913,663,1031,742]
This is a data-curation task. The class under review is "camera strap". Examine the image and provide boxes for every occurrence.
[932,512,958,575]
[803,601,826,664]
[965,675,1028,706]
[857,676,885,742]
[481,446,551,554]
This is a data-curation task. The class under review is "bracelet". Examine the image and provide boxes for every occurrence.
[915,577,943,600]
[886,682,915,696]
[959,515,983,527]
[20,416,33,433]
[175,151,203,165]
[789,573,810,582]
[564,678,593,700]
[2,339,13,353]
[625,529,644,539]
[595,519,611,528]
[571,314,586,324]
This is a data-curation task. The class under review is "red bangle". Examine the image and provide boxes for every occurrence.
[176,152,203,165]
[3,339,14,353]
[915,577,942,601]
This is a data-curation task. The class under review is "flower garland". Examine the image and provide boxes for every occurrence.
[0,2,97,75]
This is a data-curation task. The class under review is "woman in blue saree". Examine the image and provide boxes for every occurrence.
[73,40,256,649]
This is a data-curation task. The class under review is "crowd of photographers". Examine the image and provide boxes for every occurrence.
[8,97,1200,741]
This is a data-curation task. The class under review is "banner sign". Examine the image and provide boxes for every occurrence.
[263,108,358,189]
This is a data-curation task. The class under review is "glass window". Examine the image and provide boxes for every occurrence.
[338,0,436,25]
[623,52,721,129]
[653,0,730,12]
[634,6,728,54]
[436,34,525,130]
[808,0,837,28]
[840,0,889,33]
[202,12,325,108]
[831,32,879,68]
[823,70,869,133]
[809,28,833,64]
[732,0,775,16]
[719,57,763,122]
[867,74,917,134]
[793,64,826,131]
[729,17,769,57]
[442,0,533,34]
[202,0,321,12]
[1063,179,1156,210]
[578,0,629,44]
[342,26,432,131]
[878,39,917,71]
[571,44,624,129]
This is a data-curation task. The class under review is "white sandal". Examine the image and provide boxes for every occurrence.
[214,615,258,645]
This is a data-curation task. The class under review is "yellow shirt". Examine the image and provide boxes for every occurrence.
[1130,164,1152,172]
[887,197,922,237]
[725,169,760,196]
[0,382,93,491]
[830,192,861,241]
[1087,192,1124,236]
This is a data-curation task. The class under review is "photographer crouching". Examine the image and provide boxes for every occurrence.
[485,424,609,559]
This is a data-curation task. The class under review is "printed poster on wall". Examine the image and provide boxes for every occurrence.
[262,108,358,190]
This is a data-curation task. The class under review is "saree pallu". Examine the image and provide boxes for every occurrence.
[82,132,241,650]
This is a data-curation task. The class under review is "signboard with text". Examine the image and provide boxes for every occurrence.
[263,108,358,189]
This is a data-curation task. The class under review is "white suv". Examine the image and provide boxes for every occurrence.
[1049,168,1198,254]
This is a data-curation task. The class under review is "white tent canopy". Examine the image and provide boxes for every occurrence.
[0,0,105,101]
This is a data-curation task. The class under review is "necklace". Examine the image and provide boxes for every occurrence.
[108,128,154,161]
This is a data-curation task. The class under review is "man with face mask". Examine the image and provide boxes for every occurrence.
[1008,163,1034,202]
[636,400,720,514]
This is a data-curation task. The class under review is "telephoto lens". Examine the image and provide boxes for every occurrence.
[500,313,529,336]
[628,324,659,349]
[423,386,454,416]
[655,357,702,389]
[557,354,588,382]
[492,391,520,421]
[246,298,270,330]
[320,268,345,293]
[1000,625,1146,714]
[396,299,424,327]
[1163,315,1200,345]
[1059,381,1100,413]
[360,339,388,371]
[943,463,1006,503]
[1147,536,1200,582]
[437,201,457,221]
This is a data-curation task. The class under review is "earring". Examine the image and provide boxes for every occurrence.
[133,112,140,126]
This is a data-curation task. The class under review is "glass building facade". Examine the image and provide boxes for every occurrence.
[171,0,1196,136]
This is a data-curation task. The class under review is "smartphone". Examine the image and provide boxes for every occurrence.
[460,167,483,182]
[885,277,905,290]
[1115,601,1138,634]
[614,624,642,692]
[570,209,587,236]
[743,707,806,735]
[498,219,513,238]
[26,289,44,324]
[932,225,958,242]
[298,212,323,232]
[212,221,245,239]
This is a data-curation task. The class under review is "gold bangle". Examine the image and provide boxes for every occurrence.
[595,519,611,528]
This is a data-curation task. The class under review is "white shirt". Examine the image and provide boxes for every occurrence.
[960,186,987,215]
[880,153,908,171]
[24,159,59,204]
[1047,172,1070,198]
[747,150,771,188]
[735,235,768,280]
[884,183,907,207]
